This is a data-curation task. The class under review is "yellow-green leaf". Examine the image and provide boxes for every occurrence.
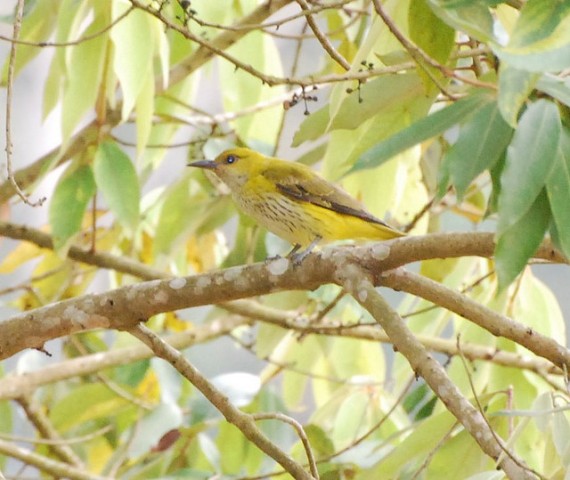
[93,141,140,232]
[49,164,96,254]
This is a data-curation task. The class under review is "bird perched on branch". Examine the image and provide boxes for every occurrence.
[188,148,404,261]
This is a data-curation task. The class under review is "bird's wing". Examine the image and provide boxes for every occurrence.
[264,163,392,227]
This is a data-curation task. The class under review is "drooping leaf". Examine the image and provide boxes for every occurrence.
[426,0,496,43]
[93,141,140,232]
[49,164,96,254]
[110,4,154,121]
[330,73,428,131]
[219,29,284,144]
[537,75,570,108]
[497,63,540,127]
[61,10,109,144]
[291,106,330,147]
[498,99,560,233]
[409,0,455,91]
[351,93,493,174]
[486,151,506,216]
[0,0,60,83]
[50,383,131,432]
[496,189,551,290]
[546,125,570,258]
[153,173,233,256]
[441,100,513,199]
[409,0,455,64]
[492,0,570,72]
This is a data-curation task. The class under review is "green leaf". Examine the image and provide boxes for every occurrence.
[49,164,96,254]
[508,0,570,48]
[1,0,60,83]
[409,0,455,64]
[441,100,513,199]
[486,151,506,216]
[304,424,335,457]
[330,73,428,131]
[409,0,455,92]
[498,99,560,233]
[492,0,570,72]
[50,383,130,432]
[219,29,284,143]
[512,271,565,341]
[496,189,551,290]
[546,126,570,258]
[42,0,91,120]
[110,4,154,121]
[537,75,570,108]
[426,0,495,43]
[291,106,329,147]
[93,141,140,232]
[154,173,233,255]
[351,93,493,173]
[61,11,109,144]
[497,63,540,127]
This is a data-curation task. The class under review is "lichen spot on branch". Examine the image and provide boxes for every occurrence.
[154,290,169,304]
[266,257,290,276]
[63,305,89,325]
[371,242,391,259]
[169,278,187,290]
[223,267,242,282]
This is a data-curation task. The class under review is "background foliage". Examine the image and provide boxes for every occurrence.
[1,0,570,478]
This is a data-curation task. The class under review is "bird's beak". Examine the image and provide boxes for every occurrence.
[188,160,217,170]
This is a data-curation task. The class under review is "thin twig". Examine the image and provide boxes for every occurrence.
[371,0,496,92]
[295,0,351,71]
[253,412,319,479]
[17,396,84,468]
[128,324,315,479]
[0,6,134,48]
[4,0,46,207]
[0,425,112,446]
[0,438,109,480]
[456,335,544,479]
[343,272,534,479]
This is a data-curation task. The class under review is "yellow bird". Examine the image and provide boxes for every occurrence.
[188,148,404,260]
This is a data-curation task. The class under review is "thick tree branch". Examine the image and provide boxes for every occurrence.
[1,302,560,401]
[0,231,566,361]
[0,315,248,400]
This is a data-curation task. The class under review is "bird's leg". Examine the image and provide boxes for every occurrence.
[286,244,302,257]
[265,244,300,263]
[289,236,321,265]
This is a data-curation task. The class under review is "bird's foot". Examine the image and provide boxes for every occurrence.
[289,250,310,266]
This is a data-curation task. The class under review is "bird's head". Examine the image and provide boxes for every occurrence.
[188,148,265,190]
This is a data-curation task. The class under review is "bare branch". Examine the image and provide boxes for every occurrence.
[0,316,248,400]
[0,230,566,361]
[253,412,319,479]
[17,396,84,467]
[128,324,315,479]
[4,0,46,207]
[295,0,351,71]
[381,269,570,372]
[0,438,108,480]
[341,270,534,479]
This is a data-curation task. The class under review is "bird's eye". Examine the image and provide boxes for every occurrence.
[226,155,237,164]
